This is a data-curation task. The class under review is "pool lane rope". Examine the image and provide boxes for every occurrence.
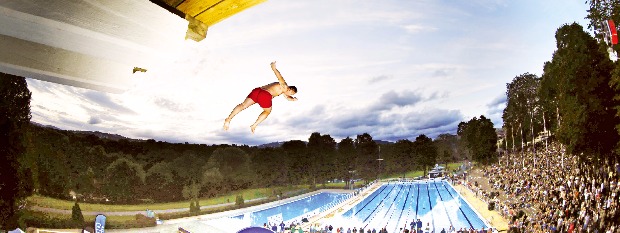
[392,184,413,233]
[441,182,474,229]
[376,185,407,230]
[432,181,454,228]
[426,182,435,232]
[362,184,403,229]
[415,182,420,219]
[352,185,390,216]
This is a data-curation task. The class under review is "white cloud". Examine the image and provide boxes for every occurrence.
[402,24,437,34]
[26,0,590,145]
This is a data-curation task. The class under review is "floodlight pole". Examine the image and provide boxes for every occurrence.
[377,146,384,181]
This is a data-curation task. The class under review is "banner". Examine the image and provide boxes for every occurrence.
[95,214,106,233]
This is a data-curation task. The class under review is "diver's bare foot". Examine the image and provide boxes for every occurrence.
[250,124,257,134]
[223,118,231,131]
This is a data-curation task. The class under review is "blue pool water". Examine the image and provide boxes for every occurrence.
[206,181,488,233]
[230,192,348,226]
[338,181,488,232]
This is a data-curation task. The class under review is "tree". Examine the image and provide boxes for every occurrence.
[458,115,498,164]
[307,132,337,187]
[0,73,32,229]
[337,137,356,188]
[612,62,620,154]
[355,133,379,183]
[171,151,206,187]
[183,181,200,213]
[206,147,252,191]
[389,139,413,178]
[281,140,308,185]
[103,157,146,203]
[503,73,541,154]
[250,148,289,187]
[434,134,458,163]
[541,23,618,158]
[145,162,177,202]
[71,201,84,224]
[412,135,437,177]
[201,167,224,197]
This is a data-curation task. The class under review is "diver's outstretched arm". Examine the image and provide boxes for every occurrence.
[271,61,288,87]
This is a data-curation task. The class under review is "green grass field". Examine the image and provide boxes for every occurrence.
[322,182,365,189]
[27,185,309,212]
[381,162,462,179]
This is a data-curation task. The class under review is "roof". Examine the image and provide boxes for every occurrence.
[0,0,264,93]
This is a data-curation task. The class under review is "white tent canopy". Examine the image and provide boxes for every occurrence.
[9,228,25,233]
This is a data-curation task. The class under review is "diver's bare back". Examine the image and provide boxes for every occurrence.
[260,82,286,97]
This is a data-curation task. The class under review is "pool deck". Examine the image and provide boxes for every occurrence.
[452,183,509,232]
[112,189,354,233]
[301,182,383,231]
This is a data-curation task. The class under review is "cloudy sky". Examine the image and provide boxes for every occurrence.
[27,0,590,146]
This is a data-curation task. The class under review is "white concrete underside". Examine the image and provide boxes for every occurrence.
[0,0,188,93]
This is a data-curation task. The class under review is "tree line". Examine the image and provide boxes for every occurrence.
[502,1,620,161]
[20,127,462,204]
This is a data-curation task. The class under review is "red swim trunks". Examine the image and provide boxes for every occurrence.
[247,87,273,108]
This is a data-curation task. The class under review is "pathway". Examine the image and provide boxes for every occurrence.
[29,197,268,216]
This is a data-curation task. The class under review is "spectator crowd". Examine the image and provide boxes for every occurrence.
[462,142,619,233]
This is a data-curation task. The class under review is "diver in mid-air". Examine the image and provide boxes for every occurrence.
[223,61,298,133]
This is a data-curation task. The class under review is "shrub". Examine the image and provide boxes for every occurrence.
[189,201,196,212]
[134,214,156,227]
[71,202,84,224]
[235,195,244,206]
[19,211,81,229]
[18,210,156,229]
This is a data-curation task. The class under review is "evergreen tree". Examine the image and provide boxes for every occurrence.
[71,201,84,224]
[0,73,32,229]
[307,132,337,187]
[542,23,618,158]
[611,62,620,154]
[355,133,379,182]
[503,73,542,153]
[458,115,498,164]
[281,140,308,185]
[337,137,356,188]
[391,139,414,178]
[412,135,437,177]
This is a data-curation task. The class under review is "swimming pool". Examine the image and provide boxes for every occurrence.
[205,192,350,231]
[332,180,488,232]
[205,181,489,233]
[233,192,349,226]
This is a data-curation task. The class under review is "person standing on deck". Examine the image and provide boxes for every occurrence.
[417,219,423,232]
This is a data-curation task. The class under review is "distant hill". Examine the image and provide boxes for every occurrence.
[31,121,134,141]
[375,140,394,145]
[257,141,291,148]
[258,139,394,148]
[30,121,62,131]
[70,130,133,141]
[31,121,396,146]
